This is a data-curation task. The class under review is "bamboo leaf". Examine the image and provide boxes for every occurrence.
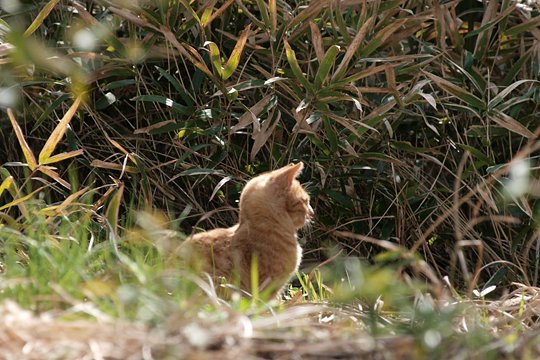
[160,26,214,79]
[7,109,38,170]
[90,160,140,173]
[24,0,60,37]
[332,16,375,81]
[309,22,325,64]
[222,24,251,80]
[488,80,538,110]
[133,95,190,114]
[40,186,89,216]
[255,0,270,29]
[287,0,325,30]
[314,45,340,90]
[230,95,273,134]
[233,0,266,29]
[39,167,71,189]
[0,168,29,218]
[360,19,406,57]
[284,40,314,94]
[40,149,84,165]
[0,188,43,211]
[205,41,223,78]
[489,111,534,139]
[0,176,14,198]
[423,71,485,110]
[201,0,234,28]
[505,15,540,37]
[106,182,125,236]
[38,96,82,165]
[268,0,277,40]
[251,110,281,160]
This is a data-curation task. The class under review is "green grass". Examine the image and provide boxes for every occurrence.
[1,0,540,358]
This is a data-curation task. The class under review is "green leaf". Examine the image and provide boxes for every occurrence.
[488,80,538,111]
[0,176,13,198]
[314,45,339,90]
[505,16,540,37]
[34,93,71,131]
[390,141,430,153]
[457,144,492,166]
[205,41,223,78]
[284,40,314,94]
[106,183,124,236]
[133,95,191,114]
[323,116,339,153]
[155,66,195,107]
[501,50,532,86]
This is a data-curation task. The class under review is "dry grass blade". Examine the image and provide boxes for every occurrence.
[363,100,396,122]
[332,16,375,81]
[108,6,160,31]
[106,182,124,236]
[7,109,38,171]
[133,120,177,134]
[38,96,82,165]
[104,134,140,170]
[474,0,499,58]
[23,0,60,37]
[40,186,90,215]
[160,26,214,79]
[325,112,372,137]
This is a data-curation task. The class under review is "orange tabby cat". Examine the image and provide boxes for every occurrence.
[184,162,313,298]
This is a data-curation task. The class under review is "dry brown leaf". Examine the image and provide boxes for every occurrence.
[332,16,375,80]
[309,22,325,64]
[230,95,272,134]
[90,160,140,174]
[490,112,534,139]
[39,166,71,189]
[251,110,281,160]
[133,120,177,135]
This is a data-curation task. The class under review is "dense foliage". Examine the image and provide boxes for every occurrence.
[1,1,540,357]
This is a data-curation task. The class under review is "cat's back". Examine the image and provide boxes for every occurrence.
[182,225,238,277]
[188,225,237,245]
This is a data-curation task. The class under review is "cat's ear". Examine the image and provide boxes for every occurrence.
[274,162,304,187]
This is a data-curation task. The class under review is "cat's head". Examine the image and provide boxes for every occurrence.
[239,162,313,229]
